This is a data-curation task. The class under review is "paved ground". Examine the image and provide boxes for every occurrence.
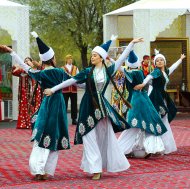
[0,112,190,189]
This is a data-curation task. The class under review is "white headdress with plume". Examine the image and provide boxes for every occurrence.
[154,49,166,65]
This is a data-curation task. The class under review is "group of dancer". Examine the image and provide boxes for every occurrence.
[0,31,185,181]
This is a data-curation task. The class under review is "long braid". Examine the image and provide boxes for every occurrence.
[103,62,132,109]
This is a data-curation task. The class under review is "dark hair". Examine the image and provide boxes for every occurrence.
[42,56,56,67]
[24,57,33,62]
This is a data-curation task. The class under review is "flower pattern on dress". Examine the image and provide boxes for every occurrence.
[87,116,94,128]
[156,124,162,134]
[43,135,51,148]
[31,128,37,140]
[31,114,38,123]
[79,123,85,135]
[150,124,154,133]
[159,106,166,115]
[61,137,69,149]
[142,121,146,130]
[95,109,101,120]
[131,118,138,127]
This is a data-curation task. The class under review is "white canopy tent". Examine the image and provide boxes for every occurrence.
[103,0,190,101]
[0,0,29,120]
[104,0,190,58]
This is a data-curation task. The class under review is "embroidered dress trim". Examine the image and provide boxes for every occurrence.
[61,137,69,149]
[131,118,138,127]
[150,124,154,133]
[31,128,37,140]
[142,120,146,129]
[156,124,162,134]
[79,123,85,135]
[95,109,101,120]
[93,67,107,117]
[87,116,95,128]
[159,106,166,115]
[162,71,169,91]
[29,69,41,73]
[43,135,51,148]
[31,114,38,123]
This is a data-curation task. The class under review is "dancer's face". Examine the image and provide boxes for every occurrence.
[155,57,165,68]
[91,52,103,66]
[24,58,34,67]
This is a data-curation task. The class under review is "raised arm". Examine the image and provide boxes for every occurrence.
[169,54,185,75]
[114,38,144,72]
[0,45,30,73]
[44,78,77,96]
[11,52,31,73]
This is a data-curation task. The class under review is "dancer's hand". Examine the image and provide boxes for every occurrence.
[44,88,53,96]
[180,54,186,60]
[132,38,144,43]
[0,45,13,53]
[133,83,145,90]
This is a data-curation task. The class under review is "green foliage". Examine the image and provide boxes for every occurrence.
[14,0,136,68]
[0,29,12,45]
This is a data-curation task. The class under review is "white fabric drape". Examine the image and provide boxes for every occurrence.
[81,117,130,174]
[118,128,165,156]
[29,141,59,176]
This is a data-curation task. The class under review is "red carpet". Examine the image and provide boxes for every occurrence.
[0,118,190,188]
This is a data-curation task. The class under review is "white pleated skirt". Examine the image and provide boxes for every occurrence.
[161,114,177,154]
[118,128,165,157]
[29,141,59,176]
[81,117,130,174]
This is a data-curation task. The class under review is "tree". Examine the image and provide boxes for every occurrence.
[15,0,136,67]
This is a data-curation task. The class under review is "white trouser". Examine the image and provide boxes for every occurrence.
[118,128,165,157]
[81,117,130,174]
[161,114,177,154]
[29,141,59,176]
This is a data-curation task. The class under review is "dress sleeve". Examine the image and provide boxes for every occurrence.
[150,68,162,78]
[28,69,42,82]
[10,51,30,73]
[51,78,77,93]
[114,42,134,73]
[143,75,154,85]
[73,68,90,84]
[168,59,182,75]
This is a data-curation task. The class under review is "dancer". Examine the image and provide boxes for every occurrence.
[12,57,35,129]
[44,36,143,180]
[134,50,186,154]
[0,32,71,180]
[118,50,167,158]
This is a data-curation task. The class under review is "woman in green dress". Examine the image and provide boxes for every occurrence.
[134,50,186,154]
[44,36,143,180]
[0,32,71,180]
[118,50,167,158]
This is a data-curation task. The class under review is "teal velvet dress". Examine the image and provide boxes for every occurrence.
[73,64,130,145]
[123,69,167,136]
[149,68,177,123]
[29,67,70,151]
